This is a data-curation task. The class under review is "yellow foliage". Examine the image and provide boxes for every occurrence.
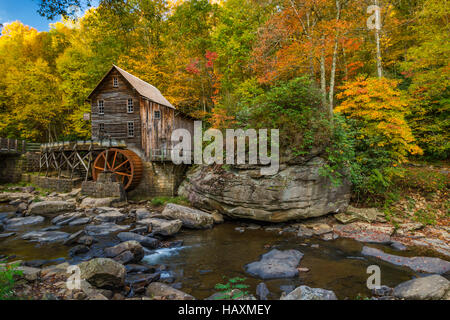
[336,76,423,163]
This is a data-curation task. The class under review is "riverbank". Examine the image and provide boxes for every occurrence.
[0,185,449,300]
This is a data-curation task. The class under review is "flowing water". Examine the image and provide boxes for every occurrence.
[1,214,448,300]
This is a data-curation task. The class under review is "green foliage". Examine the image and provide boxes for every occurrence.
[392,167,449,194]
[0,260,22,300]
[150,196,188,207]
[244,76,330,154]
[214,276,250,300]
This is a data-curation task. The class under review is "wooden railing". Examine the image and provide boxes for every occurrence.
[0,138,27,154]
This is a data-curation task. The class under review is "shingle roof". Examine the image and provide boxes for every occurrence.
[87,65,175,109]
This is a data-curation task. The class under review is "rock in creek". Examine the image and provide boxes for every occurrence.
[178,158,351,222]
[393,275,450,300]
[63,230,86,246]
[245,249,303,279]
[93,210,126,223]
[126,273,161,294]
[137,218,182,236]
[256,282,270,300]
[145,282,195,300]
[0,192,33,203]
[135,208,153,221]
[104,241,144,264]
[161,204,214,229]
[117,232,159,249]
[333,223,393,244]
[281,286,338,300]
[21,231,70,243]
[28,201,76,217]
[0,232,15,238]
[85,223,130,236]
[69,217,91,226]
[80,198,122,209]
[362,246,450,274]
[5,216,45,228]
[69,245,90,257]
[78,258,126,289]
[52,212,85,226]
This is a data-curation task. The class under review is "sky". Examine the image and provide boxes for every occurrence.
[0,0,98,32]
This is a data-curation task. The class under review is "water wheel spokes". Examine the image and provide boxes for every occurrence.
[92,148,143,191]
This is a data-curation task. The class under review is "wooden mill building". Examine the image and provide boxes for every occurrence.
[87,65,194,161]
[86,65,195,196]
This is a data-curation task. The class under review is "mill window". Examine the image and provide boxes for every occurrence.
[127,121,135,137]
[127,99,134,113]
[154,110,161,120]
[113,77,119,87]
[98,100,104,115]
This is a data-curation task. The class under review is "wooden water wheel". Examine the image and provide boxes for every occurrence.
[92,148,143,191]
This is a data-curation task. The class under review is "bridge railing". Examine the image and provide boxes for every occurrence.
[0,138,27,154]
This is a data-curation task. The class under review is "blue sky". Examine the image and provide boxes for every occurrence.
[0,0,98,32]
[0,0,57,31]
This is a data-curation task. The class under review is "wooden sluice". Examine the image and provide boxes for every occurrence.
[39,139,127,181]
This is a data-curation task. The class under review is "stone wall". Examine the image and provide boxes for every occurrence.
[128,162,189,198]
[22,174,81,193]
[81,172,126,200]
[0,154,24,183]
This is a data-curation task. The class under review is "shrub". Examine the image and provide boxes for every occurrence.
[214,276,250,300]
[0,260,22,300]
[245,76,331,156]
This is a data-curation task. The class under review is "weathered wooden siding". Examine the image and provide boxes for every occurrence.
[90,69,141,149]
[140,100,194,159]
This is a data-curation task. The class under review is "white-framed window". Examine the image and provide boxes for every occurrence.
[98,100,104,115]
[127,121,135,137]
[154,110,161,120]
[99,123,105,132]
[127,99,134,113]
[113,77,119,87]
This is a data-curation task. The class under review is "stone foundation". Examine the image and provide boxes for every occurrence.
[128,162,189,198]
[0,154,24,183]
[22,174,81,193]
[81,172,126,200]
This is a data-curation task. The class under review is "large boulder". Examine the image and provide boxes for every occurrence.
[281,286,338,300]
[160,204,214,229]
[145,282,195,300]
[137,218,182,236]
[245,249,303,279]
[78,258,126,289]
[28,201,76,217]
[178,158,350,222]
[393,275,450,300]
[104,241,144,264]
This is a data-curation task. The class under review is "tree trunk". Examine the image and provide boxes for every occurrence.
[328,0,341,117]
[375,0,383,78]
[320,38,327,109]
